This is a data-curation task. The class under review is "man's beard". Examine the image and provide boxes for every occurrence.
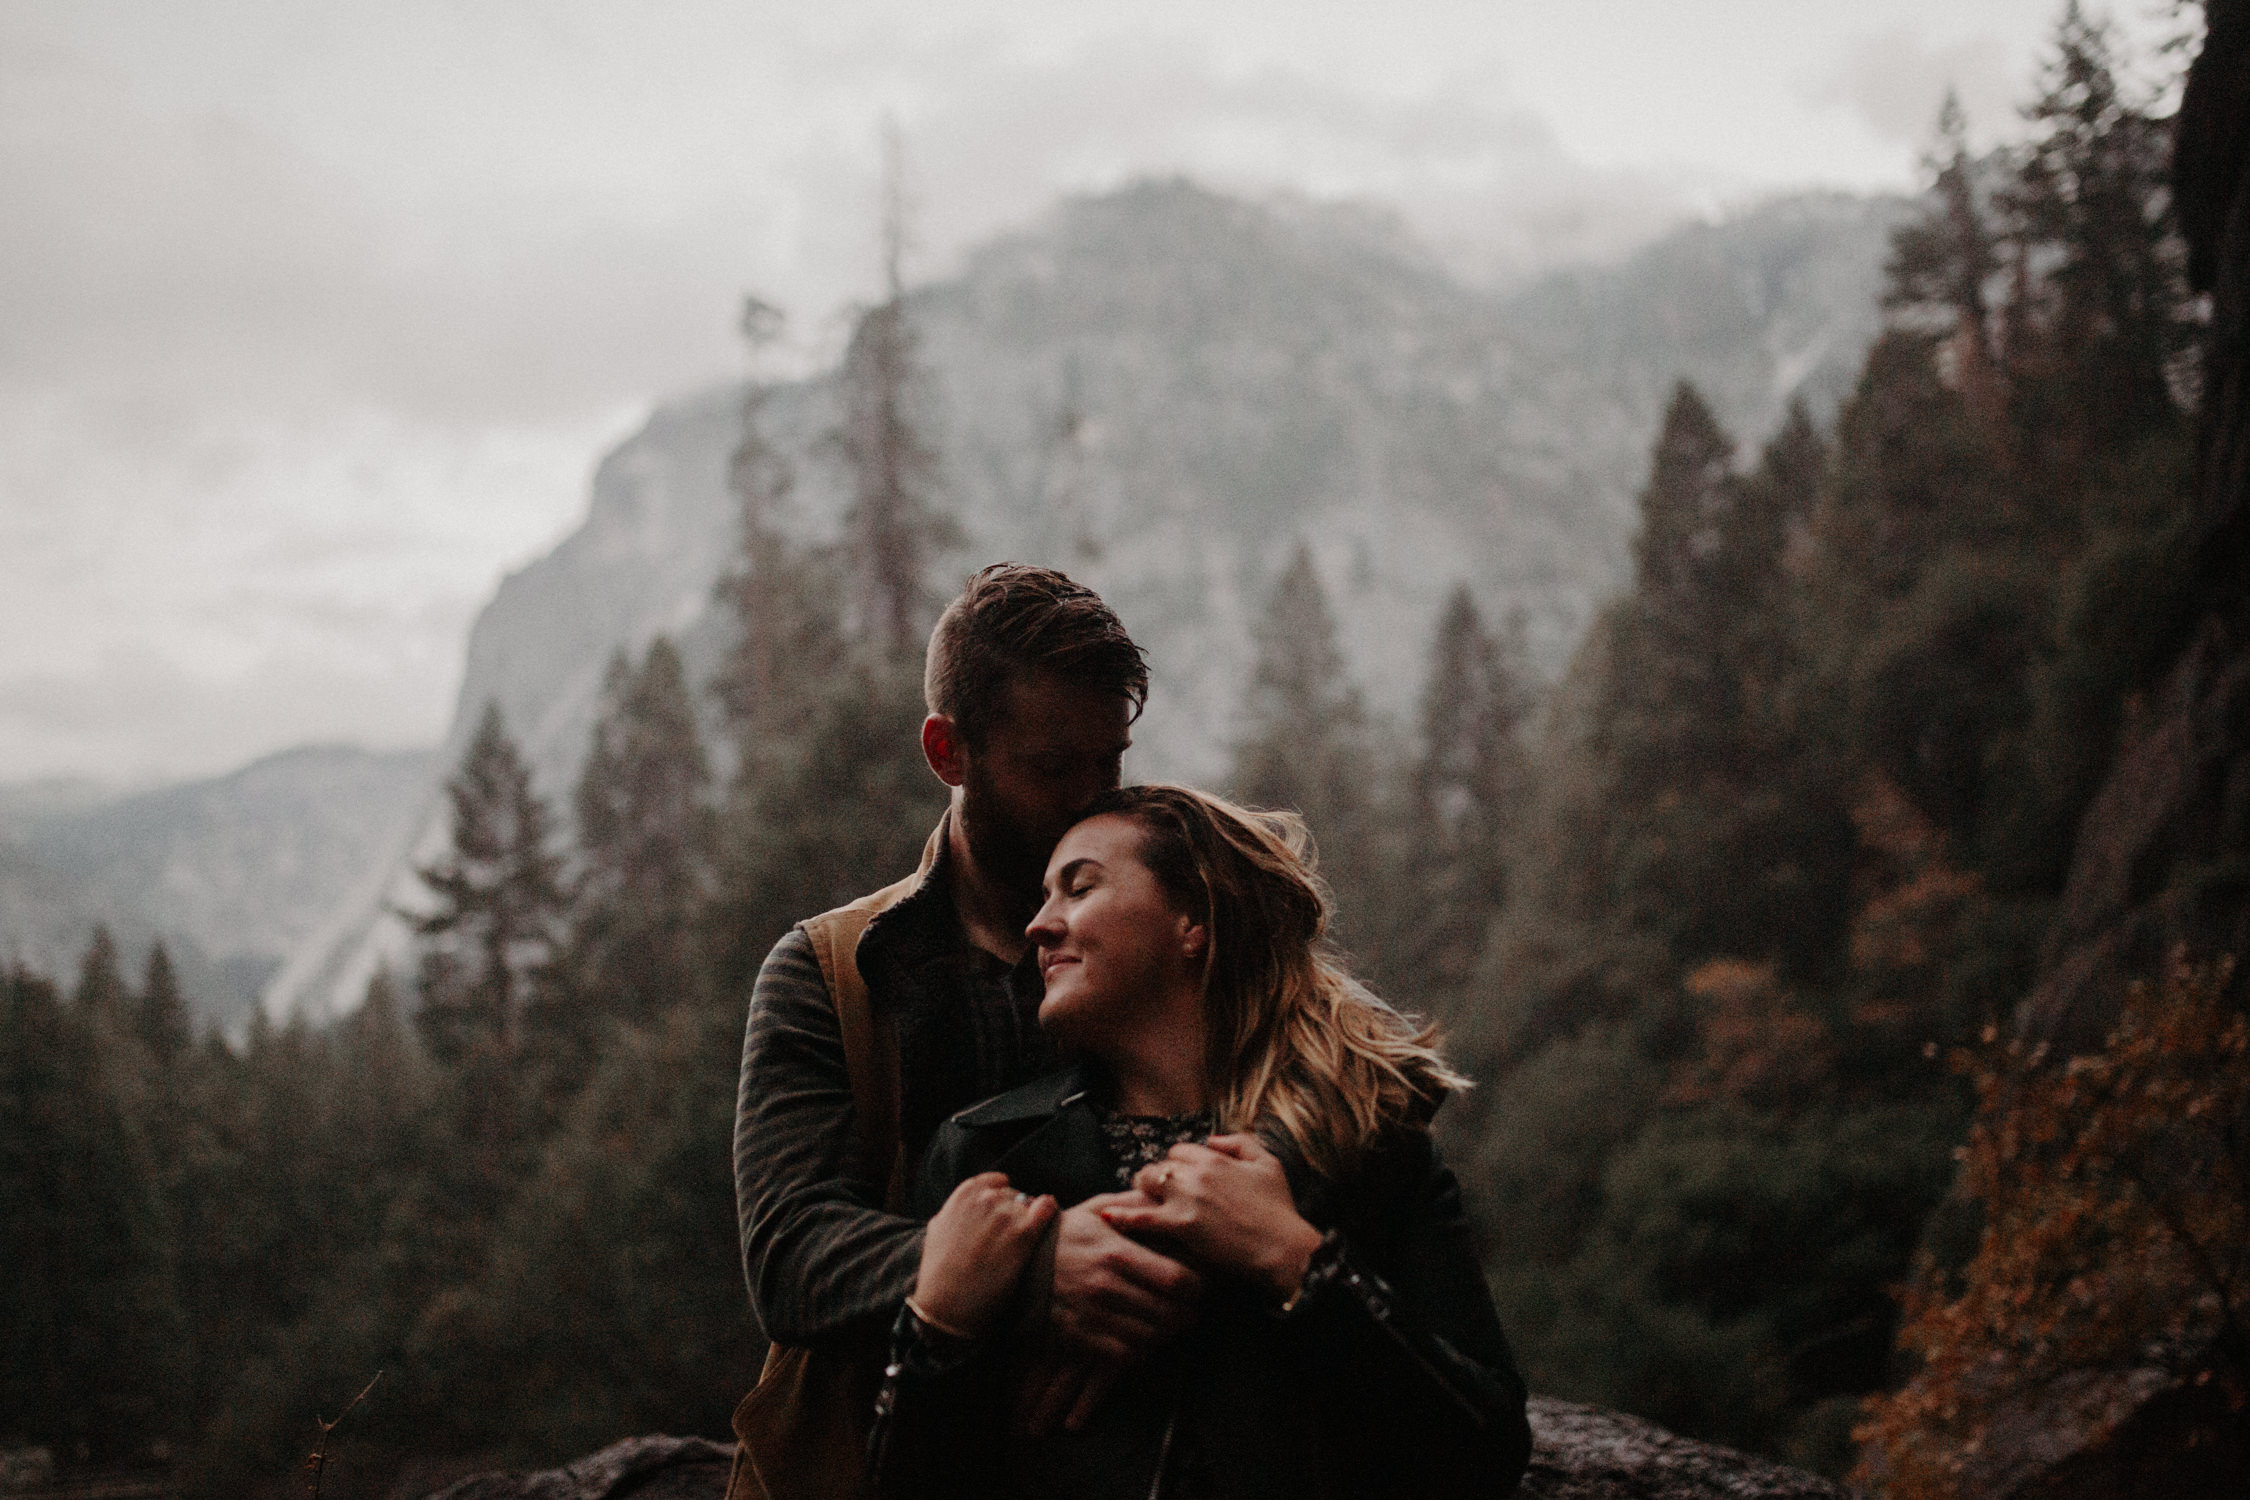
[958,772,1060,917]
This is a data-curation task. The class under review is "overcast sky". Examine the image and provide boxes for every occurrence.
[0,0,2191,787]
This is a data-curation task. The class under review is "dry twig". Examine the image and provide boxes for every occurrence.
[303,1371,383,1500]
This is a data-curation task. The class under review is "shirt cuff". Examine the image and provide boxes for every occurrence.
[887,1298,985,1378]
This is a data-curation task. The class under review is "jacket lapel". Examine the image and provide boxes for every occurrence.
[990,1094,1118,1208]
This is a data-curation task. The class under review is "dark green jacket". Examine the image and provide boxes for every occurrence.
[870,1066,1531,1500]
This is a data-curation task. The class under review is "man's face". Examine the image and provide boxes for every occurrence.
[957,670,1133,900]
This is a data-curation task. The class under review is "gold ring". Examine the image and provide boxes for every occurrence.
[1155,1165,1173,1192]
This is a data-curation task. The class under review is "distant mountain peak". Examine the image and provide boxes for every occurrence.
[209,176,1900,1023]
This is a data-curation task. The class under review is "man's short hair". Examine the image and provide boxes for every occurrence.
[925,563,1149,745]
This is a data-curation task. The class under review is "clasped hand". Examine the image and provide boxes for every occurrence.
[913,1172,1058,1336]
[1104,1133,1323,1302]
[914,1136,1320,1435]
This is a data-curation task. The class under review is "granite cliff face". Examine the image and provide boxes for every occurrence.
[269,179,1900,1020]
[2022,3,2250,1049]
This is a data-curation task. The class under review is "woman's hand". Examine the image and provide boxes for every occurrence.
[1101,1134,1323,1302]
[914,1172,1057,1336]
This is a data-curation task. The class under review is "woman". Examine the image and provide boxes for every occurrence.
[869,785,1531,1499]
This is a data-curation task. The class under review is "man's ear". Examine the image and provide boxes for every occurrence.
[922,714,968,787]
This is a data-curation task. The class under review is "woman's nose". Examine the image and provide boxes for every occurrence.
[1025,893,1065,945]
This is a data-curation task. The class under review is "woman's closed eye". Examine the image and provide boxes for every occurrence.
[1050,859,1102,901]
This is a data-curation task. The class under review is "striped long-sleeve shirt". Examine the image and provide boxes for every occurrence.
[733,823,1058,1346]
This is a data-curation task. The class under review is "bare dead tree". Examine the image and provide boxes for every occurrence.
[832,117,955,658]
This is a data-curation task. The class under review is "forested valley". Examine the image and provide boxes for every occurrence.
[6,8,2247,1497]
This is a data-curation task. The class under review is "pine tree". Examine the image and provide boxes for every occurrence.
[1718,399,1820,711]
[568,637,715,1031]
[1602,383,1742,801]
[831,124,957,656]
[2001,2,2189,455]
[1631,382,1738,623]
[73,923,130,1032]
[713,296,846,755]
[1403,587,1532,995]
[1593,389,1859,973]
[135,940,191,1067]
[1818,329,2016,608]
[709,291,920,986]
[412,702,567,1067]
[716,652,950,982]
[1885,93,2006,424]
[1231,545,1380,948]
[0,966,176,1453]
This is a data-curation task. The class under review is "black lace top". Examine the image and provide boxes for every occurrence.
[1095,1106,1215,1188]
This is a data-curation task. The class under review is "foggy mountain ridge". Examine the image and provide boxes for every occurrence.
[452,179,1905,789]
[0,743,435,1031]
[276,178,1902,1023]
[11,178,1906,1024]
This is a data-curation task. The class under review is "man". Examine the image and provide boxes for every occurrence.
[733,564,1196,1474]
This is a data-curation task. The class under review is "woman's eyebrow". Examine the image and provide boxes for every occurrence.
[1049,856,1100,890]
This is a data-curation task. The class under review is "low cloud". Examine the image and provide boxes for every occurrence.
[1809,28,2018,153]
[0,643,453,785]
[903,39,1691,287]
[1,2,1698,785]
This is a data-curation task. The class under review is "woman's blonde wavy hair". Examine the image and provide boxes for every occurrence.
[1075,783,1469,1177]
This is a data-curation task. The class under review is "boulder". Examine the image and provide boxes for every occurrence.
[1521,1398,1853,1499]
[418,1403,1853,1500]
[1941,1347,2249,1500]
[421,1436,731,1500]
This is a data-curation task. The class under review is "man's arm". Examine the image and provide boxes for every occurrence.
[735,926,924,1346]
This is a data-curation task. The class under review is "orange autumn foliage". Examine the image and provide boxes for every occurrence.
[1668,959,1836,1110]
[1847,773,1984,984]
[1852,954,2250,1497]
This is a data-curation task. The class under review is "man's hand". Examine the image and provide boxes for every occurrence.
[1050,1192,1201,1359]
[1105,1135,1323,1302]
[1016,1192,1199,1436]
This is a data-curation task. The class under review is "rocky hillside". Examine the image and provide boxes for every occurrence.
[2023,8,2250,1051]
[0,744,433,1030]
[451,181,1900,793]
[257,178,1901,1020]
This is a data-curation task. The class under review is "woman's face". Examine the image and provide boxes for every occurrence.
[1026,813,1206,1058]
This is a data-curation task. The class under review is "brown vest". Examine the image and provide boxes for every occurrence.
[727,825,941,1500]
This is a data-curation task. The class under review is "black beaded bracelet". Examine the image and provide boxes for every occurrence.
[1274,1229,1348,1316]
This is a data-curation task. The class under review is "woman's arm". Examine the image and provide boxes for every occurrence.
[912,1172,1057,1333]
[1275,1132,1531,1498]
[869,1172,1054,1499]
[1101,1130,1532,1499]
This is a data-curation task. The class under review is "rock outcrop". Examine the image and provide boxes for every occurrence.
[423,1435,732,1500]
[2020,0,2250,1050]
[418,1400,1851,1500]
[1932,1343,2249,1500]
[1519,1399,1852,1499]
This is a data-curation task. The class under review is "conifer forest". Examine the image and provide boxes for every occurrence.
[6,5,2250,1496]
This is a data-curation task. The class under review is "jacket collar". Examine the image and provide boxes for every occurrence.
[948,1061,1100,1127]
[854,811,954,983]
[944,1062,1339,1219]
[932,1061,1115,1208]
